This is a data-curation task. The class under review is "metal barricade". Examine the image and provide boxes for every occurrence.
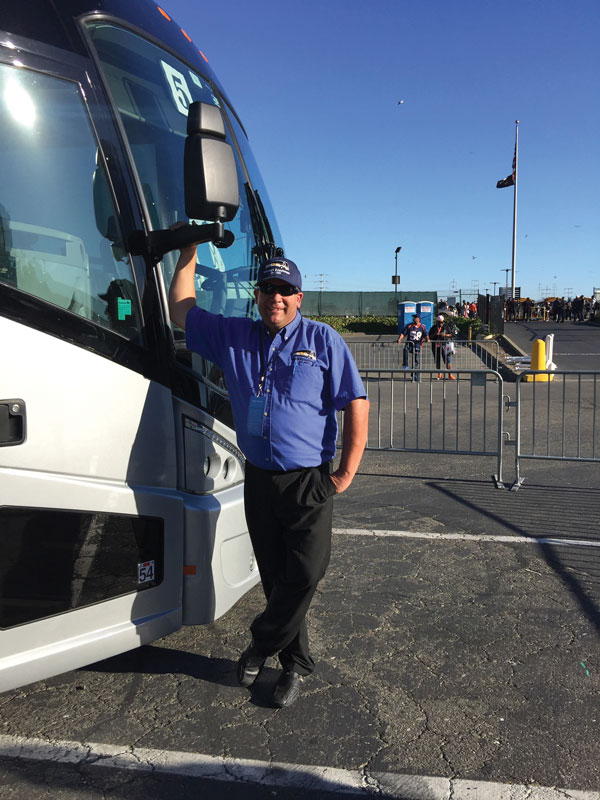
[513,370,600,489]
[346,339,499,372]
[353,369,505,485]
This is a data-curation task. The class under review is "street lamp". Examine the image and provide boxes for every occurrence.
[393,246,402,302]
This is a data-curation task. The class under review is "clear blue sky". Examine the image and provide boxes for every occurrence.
[163,0,599,301]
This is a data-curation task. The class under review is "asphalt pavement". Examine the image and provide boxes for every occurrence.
[504,319,600,371]
[1,445,599,799]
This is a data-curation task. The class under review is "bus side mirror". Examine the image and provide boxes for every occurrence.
[128,103,239,262]
[184,102,239,222]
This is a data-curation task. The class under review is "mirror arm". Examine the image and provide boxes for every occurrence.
[128,222,234,263]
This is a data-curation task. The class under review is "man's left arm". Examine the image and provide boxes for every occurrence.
[330,397,370,494]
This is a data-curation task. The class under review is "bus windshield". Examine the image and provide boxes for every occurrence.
[87,22,282,324]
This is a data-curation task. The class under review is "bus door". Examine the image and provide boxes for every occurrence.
[84,21,263,627]
[0,41,183,692]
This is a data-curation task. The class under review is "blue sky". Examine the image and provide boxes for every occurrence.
[163,0,599,301]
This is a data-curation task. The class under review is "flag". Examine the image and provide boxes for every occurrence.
[496,173,514,188]
[496,147,516,188]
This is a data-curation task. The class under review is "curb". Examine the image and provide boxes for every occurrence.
[496,335,530,382]
[499,334,529,358]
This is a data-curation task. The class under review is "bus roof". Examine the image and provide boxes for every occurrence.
[1,0,231,107]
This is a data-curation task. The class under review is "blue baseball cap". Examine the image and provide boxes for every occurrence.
[257,257,302,290]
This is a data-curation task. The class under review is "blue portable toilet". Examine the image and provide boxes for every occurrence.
[417,301,434,332]
[397,301,417,333]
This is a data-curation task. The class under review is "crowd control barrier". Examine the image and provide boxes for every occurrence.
[512,370,600,489]
[345,367,600,490]
[346,369,506,486]
[346,339,500,372]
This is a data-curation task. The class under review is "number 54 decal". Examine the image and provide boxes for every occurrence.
[138,560,155,585]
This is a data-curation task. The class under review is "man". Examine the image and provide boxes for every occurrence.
[169,249,369,708]
[397,313,428,380]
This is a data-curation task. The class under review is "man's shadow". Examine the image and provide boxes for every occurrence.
[83,645,282,708]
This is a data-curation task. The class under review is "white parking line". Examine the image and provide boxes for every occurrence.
[333,528,600,548]
[0,734,597,800]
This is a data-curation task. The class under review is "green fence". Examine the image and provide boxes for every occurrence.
[301,291,438,317]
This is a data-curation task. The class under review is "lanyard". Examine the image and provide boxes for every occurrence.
[256,323,296,396]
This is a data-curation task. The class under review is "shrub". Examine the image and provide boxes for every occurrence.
[303,315,397,334]
[452,316,483,338]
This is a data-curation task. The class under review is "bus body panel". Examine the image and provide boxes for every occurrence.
[0,601,182,693]
[0,317,177,485]
[182,486,258,627]
[0,315,184,692]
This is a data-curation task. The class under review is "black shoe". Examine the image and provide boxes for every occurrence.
[237,644,266,688]
[272,670,304,708]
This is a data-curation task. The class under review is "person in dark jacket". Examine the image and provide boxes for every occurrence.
[429,315,456,380]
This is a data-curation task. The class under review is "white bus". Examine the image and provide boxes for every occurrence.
[0,0,283,692]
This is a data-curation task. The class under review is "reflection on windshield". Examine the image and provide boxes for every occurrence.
[0,64,142,341]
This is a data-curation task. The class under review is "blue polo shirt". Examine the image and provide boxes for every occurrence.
[186,307,366,471]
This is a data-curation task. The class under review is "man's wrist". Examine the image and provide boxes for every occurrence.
[330,468,355,494]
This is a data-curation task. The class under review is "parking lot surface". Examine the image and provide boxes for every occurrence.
[1,449,599,799]
[504,319,600,371]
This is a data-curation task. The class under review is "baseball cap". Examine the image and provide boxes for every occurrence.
[257,257,302,289]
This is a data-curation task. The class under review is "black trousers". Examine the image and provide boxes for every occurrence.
[243,460,336,676]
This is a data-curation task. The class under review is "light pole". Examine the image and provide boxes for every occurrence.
[393,246,402,303]
[501,268,510,296]
[492,281,498,296]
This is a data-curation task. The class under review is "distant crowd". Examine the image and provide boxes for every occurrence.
[434,295,599,327]
[437,298,478,318]
[504,296,599,323]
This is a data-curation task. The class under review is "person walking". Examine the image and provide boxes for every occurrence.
[397,314,428,381]
[169,250,369,708]
[506,298,517,322]
[428,315,456,380]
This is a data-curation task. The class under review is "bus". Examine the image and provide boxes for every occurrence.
[0,0,283,692]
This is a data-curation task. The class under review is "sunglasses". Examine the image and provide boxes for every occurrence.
[257,283,299,296]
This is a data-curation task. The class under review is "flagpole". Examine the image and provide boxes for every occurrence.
[511,120,519,299]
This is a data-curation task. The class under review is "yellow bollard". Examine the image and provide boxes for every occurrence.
[523,339,553,381]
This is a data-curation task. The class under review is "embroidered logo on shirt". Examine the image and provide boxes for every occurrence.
[292,350,317,360]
